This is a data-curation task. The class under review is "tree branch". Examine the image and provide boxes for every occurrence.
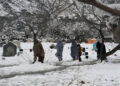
[78,0,120,16]
[106,44,120,56]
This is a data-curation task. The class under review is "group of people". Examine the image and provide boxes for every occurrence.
[32,37,107,63]
[55,38,107,62]
[55,38,82,62]
[71,38,82,62]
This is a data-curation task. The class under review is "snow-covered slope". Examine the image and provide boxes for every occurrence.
[0,42,120,86]
[107,4,120,10]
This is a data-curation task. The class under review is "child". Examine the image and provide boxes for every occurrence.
[77,44,82,62]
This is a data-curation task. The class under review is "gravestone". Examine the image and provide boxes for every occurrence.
[50,44,56,49]
[86,56,88,59]
[3,42,17,56]
[85,52,89,59]
[85,52,88,55]
[30,49,32,52]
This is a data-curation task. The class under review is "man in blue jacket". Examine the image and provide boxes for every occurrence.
[71,39,78,61]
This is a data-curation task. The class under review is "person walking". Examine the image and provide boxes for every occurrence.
[100,42,107,61]
[71,39,78,61]
[96,41,107,61]
[55,39,64,61]
[96,41,101,60]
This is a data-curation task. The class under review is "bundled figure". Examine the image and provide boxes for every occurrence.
[33,40,45,63]
[96,41,101,60]
[100,43,107,61]
[71,39,78,61]
[77,44,82,62]
[55,39,64,61]
[96,41,107,61]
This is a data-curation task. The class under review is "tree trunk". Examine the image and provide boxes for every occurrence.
[101,44,120,61]
[33,34,37,45]
[106,44,120,56]
[98,28,104,43]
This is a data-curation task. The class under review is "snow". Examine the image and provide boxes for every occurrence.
[0,42,120,86]
[107,4,120,10]
[8,0,38,13]
[0,4,8,16]
[0,0,38,16]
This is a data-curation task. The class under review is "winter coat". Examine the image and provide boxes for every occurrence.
[96,41,106,59]
[92,43,98,51]
[100,43,106,54]
[71,40,78,58]
[96,41,101,54]
[77,44,82,57]
[100,43,107,61]
[33,40,45,63]
[56,40,64,58]
[33,40,45,57]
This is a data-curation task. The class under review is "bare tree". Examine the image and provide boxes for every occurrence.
[77,0,120,61]
[16,0,75,63]
[77,0,120,16]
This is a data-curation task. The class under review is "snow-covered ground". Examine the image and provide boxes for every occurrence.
[0,42,120,86]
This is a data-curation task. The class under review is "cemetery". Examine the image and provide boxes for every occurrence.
[0,0,120,86]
